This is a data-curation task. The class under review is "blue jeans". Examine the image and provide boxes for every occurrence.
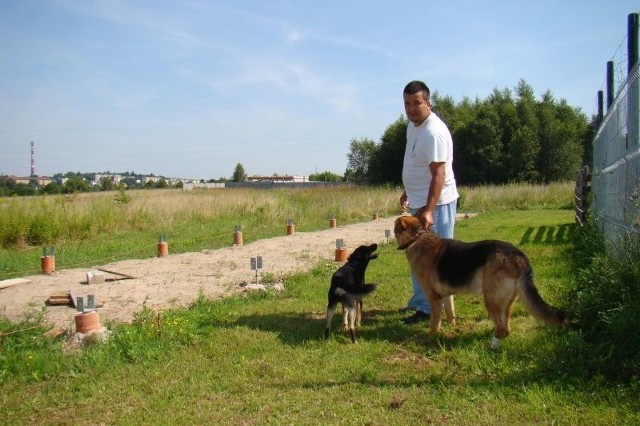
[406,200,457,314]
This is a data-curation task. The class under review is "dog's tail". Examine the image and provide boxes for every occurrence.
[518,269,568,325]
[345,283,377,297]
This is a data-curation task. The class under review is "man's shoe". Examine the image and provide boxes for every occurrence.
[402,311,430,324]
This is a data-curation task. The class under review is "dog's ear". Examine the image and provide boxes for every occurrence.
[395,216,411,250]
[393,217,403,236]
[407,216,422,233]
[397,216,425,240]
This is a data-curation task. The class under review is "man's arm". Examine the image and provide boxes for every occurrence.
[416,161,445,229]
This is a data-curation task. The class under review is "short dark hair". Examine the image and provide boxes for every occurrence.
[403,81,430,101]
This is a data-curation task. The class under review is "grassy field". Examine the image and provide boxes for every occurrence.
[0,182,572,280]
[1,183,638,424]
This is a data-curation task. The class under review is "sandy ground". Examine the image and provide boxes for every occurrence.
[0,217,398,331]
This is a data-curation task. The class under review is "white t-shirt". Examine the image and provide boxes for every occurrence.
[402,112,459,209]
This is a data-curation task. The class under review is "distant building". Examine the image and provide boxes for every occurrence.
[93,174,122,186]
[247,175,308,183]
[183,182,225,191]
[7,175,52,186]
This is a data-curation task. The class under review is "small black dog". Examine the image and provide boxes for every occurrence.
[324,243,378,343]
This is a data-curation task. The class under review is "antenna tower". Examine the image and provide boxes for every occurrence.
[30,141,35,177]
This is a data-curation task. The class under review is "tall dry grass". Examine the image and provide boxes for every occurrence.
[0,182,574,249]
[458,181,574,211]
[0,185,404,277]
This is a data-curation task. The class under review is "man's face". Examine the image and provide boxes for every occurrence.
[403,91,431,125]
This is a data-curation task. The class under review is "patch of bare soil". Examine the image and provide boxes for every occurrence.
[0,217,398,331]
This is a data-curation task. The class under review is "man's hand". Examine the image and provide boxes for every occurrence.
[400,191,409,212]
[414,206,434,230]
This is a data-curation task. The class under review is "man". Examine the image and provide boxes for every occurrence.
[400,80,459,324]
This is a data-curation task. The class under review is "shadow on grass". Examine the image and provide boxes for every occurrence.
[519,223,577,245]
[220,308,408,346]
[211,306,597,389]
[209,307,452,346]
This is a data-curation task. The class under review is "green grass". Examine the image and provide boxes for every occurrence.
[1,206,638,425]
[566,223,640,381]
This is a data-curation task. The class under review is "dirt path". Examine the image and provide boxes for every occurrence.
[0,217,398,330]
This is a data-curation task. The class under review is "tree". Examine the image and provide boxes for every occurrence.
[448,80,588,185]
[431,93,457,130]
[41,181,64,195]
[508,80,541,182]
[114,186,131,206]
[232,163,247,182]
[509,126,541,182]
[457,106,503,184]
[487,87,518,183]
[309,171,342,182]
[0,176,17,195]
[345,138,378,183]
[368,117,408,185]
[121,176,142,189]
[450,97,479,184]
[99,176,115,191]
[63,175,90,193]
[537,92,585,182]
[13,183,36,196]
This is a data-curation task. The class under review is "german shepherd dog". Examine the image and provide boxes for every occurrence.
[394,215,568,349]
[324,243,378,343]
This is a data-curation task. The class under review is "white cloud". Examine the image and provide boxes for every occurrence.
[287,30,303,43]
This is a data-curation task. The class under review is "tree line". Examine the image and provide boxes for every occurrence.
[346,79,595,185]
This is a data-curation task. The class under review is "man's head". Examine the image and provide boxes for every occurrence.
[403,80,431,126]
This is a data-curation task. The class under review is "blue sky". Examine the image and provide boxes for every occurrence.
[0,1,636,180]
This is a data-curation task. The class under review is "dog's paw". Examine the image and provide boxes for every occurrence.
[489,336,502,350]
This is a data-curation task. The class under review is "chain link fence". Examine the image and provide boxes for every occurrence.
[592,57,640,243]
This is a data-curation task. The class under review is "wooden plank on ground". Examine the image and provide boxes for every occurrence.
[97,268,136,280]
[0,278,32,290]
[47,291,71,306]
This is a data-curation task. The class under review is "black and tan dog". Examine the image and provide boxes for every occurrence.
[324,243,378,343]
[394,215,567,349]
